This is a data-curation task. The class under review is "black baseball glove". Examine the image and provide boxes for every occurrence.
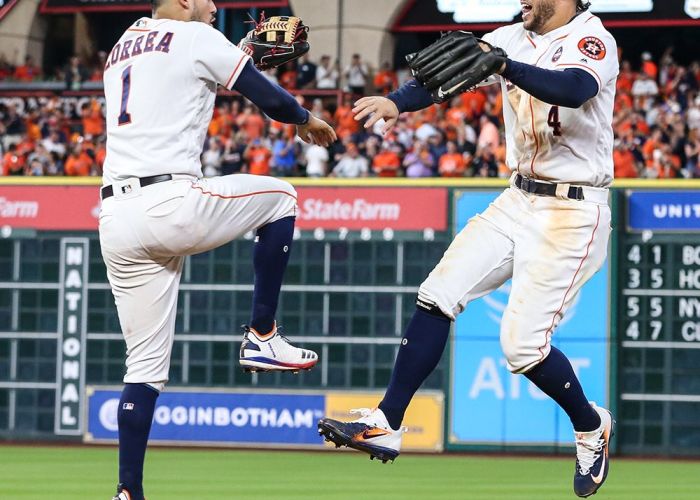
[406,31,507,104]
[238,14,310,71]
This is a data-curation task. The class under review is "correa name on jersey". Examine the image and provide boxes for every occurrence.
[105,31,174,70]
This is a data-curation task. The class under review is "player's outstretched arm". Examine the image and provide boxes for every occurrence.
[233,60,336,146]
[501,60,599,108]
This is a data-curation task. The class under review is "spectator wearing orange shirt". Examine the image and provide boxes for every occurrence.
[438,141,466,177]
[13,55,41,82]
[244,139,272,176]
[650,143,681,178]
[641,52,658,80]
[372,143,401,177]
[613,140,640,178]
[81,100,105,137]
[237,105,266,140]
[445,96,468,129]
[334,95,360,139]
[2,144,25,175]
[460,89,487,120]
[373,62,398,95]
[616,61,635,94]
[63,144,94,176]
[642,128,664,166]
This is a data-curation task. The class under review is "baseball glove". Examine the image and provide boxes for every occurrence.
[238,14,310,71]
[406,31,507,104]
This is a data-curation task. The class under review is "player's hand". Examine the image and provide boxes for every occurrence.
[297,115,337,147]
[353,96,399,136]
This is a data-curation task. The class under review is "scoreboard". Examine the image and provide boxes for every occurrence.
[616,190,700,455]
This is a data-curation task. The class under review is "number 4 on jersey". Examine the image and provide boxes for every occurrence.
[547,105,562,137]
[118,65,132,126]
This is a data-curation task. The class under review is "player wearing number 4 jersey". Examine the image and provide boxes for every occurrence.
[319,0,616,497]
[101,1,335,499]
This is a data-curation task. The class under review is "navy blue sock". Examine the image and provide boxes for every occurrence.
[379,307,451,430]
[251,216,294,334]
[524,346,601,432]
[118,383,159,499]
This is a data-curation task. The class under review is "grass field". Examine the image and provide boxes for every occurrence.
[0,445,699,499]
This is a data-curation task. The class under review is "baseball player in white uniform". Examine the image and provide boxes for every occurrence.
[319,1,616,497]
[101,1,335,499]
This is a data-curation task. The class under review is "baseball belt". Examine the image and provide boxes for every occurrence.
[101,174,173,200]
[514,174,585,201]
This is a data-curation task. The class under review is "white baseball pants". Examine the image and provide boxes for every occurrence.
[98,174,297,390]
[419,183,610,374]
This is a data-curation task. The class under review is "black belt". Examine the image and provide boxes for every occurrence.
[101,174,173,200]
[514,174,584,201]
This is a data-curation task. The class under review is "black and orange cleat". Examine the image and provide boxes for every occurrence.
[573,404,615,497]
[317,408,405,463]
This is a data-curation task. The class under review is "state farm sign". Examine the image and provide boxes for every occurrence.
[0,185,100,231]
[295,188,447,230]
[0,184,447,232]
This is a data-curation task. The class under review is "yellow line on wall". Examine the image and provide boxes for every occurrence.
[1,177,700,189]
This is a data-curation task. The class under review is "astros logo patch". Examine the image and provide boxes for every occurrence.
[577,37,606,60]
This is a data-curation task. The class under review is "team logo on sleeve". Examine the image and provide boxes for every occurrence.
[552,47,563,63]
[577,37,606,60]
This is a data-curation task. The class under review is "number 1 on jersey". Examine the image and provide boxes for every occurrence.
[547,105,562,137]
[118,65,132,126]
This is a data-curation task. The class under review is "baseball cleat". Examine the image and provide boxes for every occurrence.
[239,323,318,373]
[111,483,144,500]
[573,403,615,498]
[317,408,405,463]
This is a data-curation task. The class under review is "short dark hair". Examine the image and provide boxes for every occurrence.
[151,0,164,9]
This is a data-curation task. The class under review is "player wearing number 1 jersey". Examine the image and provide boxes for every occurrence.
[101,1,335,499]
[319,0,617,497]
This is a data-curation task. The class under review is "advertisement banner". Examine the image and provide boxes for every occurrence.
[295,187,448,231]
[87,388,326,446]
[449,191,609,446]
[0,185,447,233]
[0,185,100,231]
[87,388,444,450]
[628,191,700,231]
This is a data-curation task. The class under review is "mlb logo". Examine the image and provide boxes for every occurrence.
[121,185,132,195]
[123,402,134,410]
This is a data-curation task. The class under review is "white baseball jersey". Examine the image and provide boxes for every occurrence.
[483,13,619,187]
[102,18,250,184]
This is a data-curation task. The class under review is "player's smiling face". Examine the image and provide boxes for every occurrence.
[521,0,556,34]
[190,0,217,25]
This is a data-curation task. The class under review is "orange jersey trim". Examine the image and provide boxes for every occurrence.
[191,184,297,202]
[225,56,249,89]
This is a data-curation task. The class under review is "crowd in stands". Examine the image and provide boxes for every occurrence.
[1,47,699,179]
